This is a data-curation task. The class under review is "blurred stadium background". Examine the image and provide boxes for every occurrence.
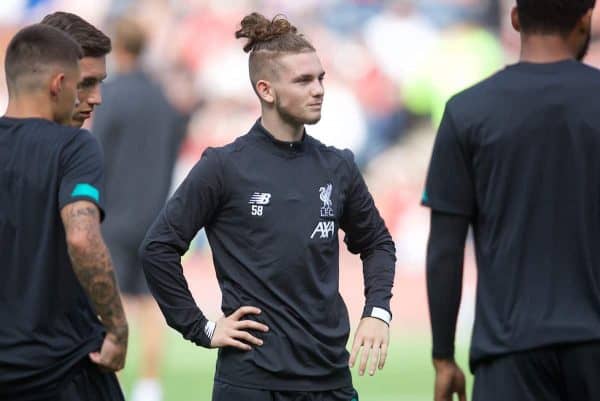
[4,0,600,400]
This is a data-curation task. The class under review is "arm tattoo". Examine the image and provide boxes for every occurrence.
[61,203,128,345]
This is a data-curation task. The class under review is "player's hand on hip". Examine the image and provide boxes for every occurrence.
[210,306,269,351]
[433,358,467,401]
[89,330,128,372]
[349,317,389,376]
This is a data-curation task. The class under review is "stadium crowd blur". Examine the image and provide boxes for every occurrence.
[4,0,600,334]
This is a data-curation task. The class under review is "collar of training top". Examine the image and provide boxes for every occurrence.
[251,119,307,154]
[506,59,578,74]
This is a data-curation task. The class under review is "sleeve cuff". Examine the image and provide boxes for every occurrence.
[421,197,473,218]
[187,317,214,348]
[362,306,392,325]
[432,348,455,360]
[204,320,216,342]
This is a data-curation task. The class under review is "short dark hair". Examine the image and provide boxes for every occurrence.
[41,11,111,58]
[5,24,82,92]
[516,0,596,34]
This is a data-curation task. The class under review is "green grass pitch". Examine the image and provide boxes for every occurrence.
[119,329,473,401]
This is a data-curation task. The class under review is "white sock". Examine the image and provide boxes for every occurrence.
[131,379,162,401]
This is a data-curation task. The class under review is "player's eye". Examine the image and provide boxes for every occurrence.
[78,79,98,90]
[293,76,314,84]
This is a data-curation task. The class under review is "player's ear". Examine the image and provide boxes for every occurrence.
[511,6,521,33]
[576,8,593,35]
[49,73,65,99]
[256,79,275,104]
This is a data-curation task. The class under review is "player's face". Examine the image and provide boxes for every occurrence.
[271,51,325,126]
[72,56,107,127]
[55,64,82,125]
[53,65,81,125]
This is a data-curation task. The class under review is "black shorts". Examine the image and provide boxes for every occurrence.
[473,341,600,401]
[57,358,124,401]
[106,239,149,296]
[212,381,359,401]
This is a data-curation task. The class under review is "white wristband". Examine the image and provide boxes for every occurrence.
[371,307,391,325]
[204,320,216,340]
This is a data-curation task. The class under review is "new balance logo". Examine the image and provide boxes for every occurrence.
[249,192,271,205]
[310,221,335,239]
[249,192,271,216]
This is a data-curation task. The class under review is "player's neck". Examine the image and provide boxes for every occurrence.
[519,35,576,63]
[4,96,54,121]
[260,112,304,143]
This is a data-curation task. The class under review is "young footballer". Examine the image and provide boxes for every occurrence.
[141,12,396,401]
[423,1,600,400]
[41,11,111,128]
[0,24,127,400]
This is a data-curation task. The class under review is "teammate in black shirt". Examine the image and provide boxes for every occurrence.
[423,1,600,400]
[41,11,111,129]
[0,25,127,400]
[140,12,396,401]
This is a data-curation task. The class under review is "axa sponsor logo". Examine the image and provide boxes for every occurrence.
[311,183,335,239]
[311,221,335,239]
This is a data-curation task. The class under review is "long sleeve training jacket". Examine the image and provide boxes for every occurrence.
[140,120,396,391]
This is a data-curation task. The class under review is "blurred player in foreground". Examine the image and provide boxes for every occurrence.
[140,12,396,401]
[423,1,600,400]
[0,24,127,401]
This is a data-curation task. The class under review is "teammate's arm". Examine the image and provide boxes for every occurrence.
[60,200,128,372]
[422,100,474,401]
[339,152,396,376]
[140,148,268,350]
[427,210,469,401]
[58,132,128,372]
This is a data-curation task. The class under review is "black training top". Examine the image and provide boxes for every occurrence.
[0,117,105,400]
[141,120,396,391]
[423,60,600,369]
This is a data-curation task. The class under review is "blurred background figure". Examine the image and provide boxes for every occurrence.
[3,0,600,400]
[91,16,187,401]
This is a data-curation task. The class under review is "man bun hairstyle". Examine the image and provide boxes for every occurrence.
[516,0,596,34]
[235,13,313,54]
[41,11,111,58]
[235,13,315,91]
[5,23,82,94]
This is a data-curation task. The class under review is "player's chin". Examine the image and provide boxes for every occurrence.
[71,114,88,128]
[303,113,322,125]
[69,118,85,128]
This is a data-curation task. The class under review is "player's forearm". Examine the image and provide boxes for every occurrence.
[340,157,397,319]
[140,216,213,347]
[63,205,128,345]
[68,241,128,343]
[426,211,469,359]
[357,217,396,316]
[361,248,396,321]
